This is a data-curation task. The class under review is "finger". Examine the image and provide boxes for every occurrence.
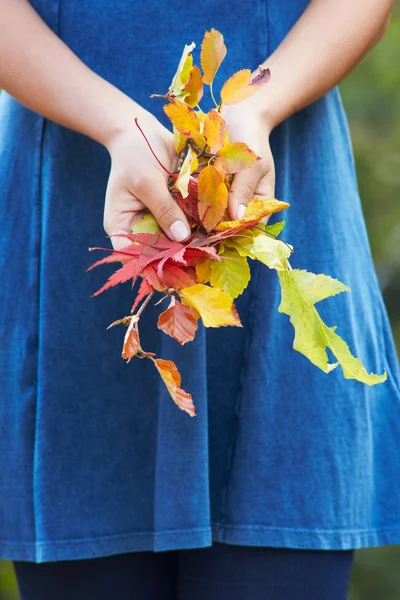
[136,174,191,243]
[228,165,262,221]
[254,171,276,224]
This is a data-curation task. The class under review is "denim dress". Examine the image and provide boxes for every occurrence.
[1,0,400,563]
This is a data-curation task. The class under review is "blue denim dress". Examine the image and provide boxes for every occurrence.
[1,0,400,563]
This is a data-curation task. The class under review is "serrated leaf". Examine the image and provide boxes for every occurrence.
[215,198,289,232]
[288,270,351,306]
[209,246,250,299]
[198,164,229,231]
[131,277,154,313]
[216,142,259,173]
[164,99,200,138]
[220,68,271,105]
[223,227,263,257]
[157,296,198,345]
[250,235,292,271]
[200,28,227,85]
[183,65,204,108]
[168,42,195,99]
[153,358,196,416]
[132,213,160,234]
[278,269,387,385]
[203,109,227,153]
[161,264,197,290]
[180,283,242,328]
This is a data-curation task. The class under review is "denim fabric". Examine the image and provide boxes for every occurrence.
[0,0,400,563]
[14,543,354,600]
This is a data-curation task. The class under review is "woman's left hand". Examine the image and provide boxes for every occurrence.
[222,101,276,221]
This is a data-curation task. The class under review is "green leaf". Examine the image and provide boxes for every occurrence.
[278,268,387,385]
[285,269,351,307]
[210,246,250,299]
[250,235,292,270]
[264,220,285,237]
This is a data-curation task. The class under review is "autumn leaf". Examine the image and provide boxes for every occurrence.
[215,197,289,232]
[174,129,186,154]
[209,246,250,299]
[131,278,154,313]
[216,142,259,173]
[157,296,199,344]
[198,164,229,231]
[180,283,242,327]
[220,69,267,105]
[153,358,196,416]
[203,109,227,153]
[200,28,227,85]
[132,213,160,234]
[264,220,285,238]
[284,270,351,307]
[164,99,201,138]
[168,42,195,100]
[183,65,204,108]
[161,264,197,290]
[195,258,213,283]
[174,147,198,199]
[250,235,292,271]
[278,268,387,385]
[122,317,140,361]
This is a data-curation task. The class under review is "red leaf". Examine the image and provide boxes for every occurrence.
[157,296,198,344]
[131,278,154,313]
[162,264,197,290]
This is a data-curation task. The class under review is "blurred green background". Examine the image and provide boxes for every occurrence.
[1,5,400,599]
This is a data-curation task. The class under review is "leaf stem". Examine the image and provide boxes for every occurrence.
[210,82,219,108]
[135,290,156,318]
[134,118,171,176]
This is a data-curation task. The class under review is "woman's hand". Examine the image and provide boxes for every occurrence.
[222,101,275,222]
[104,112,191,251]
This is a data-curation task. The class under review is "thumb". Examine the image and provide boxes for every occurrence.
[228,167,261,221]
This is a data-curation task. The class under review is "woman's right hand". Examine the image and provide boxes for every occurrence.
[104,111,191,251]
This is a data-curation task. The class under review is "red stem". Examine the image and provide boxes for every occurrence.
[134,117,171,176]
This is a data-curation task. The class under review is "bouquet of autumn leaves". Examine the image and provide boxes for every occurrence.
[89,29,386,417]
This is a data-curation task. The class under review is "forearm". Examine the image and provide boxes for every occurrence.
[0,0,147,148]
[253,0,394,129]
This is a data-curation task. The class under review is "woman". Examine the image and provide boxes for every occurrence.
[0,0,399,599]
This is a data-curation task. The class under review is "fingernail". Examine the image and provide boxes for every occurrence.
[236,204,247,219]
[170,220,190,242]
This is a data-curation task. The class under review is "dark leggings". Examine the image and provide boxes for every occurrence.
[14,542,354,600]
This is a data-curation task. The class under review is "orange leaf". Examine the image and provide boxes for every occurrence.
[198,165,229,232]
[200,28,227,85]
[153,358,196,417]
[122,317,140,361]
[183,65,204,108]
[157,296,199,345]
[215,197,290,231]
[162,264,197,290]
[217,142,259,173]
[203,109,227,153]
[220,69,266,105]
[164,99,200,137]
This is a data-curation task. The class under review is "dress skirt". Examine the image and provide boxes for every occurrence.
[0,0,400,562]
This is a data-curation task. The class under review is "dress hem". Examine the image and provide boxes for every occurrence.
[2,522,400,563]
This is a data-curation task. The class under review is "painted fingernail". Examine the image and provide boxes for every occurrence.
[236,204,247,219]
[170,220,190,242]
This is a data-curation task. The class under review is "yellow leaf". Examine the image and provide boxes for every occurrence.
[180,284,242,328]
[168,42,195,99]
[251,235,292,271]
[200,28,227,85]
[195,258,213,284]
[203,109,227,153]
[210,246,250,299]
[215,197,289,231]
[220,69,266,105]
[183,65,204,108]
[174,129,186,154]
[132,213,160,234]
[174,147,198,199]
[164,99,200,137]
[217,142,259,173]
[198,165,229,231]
